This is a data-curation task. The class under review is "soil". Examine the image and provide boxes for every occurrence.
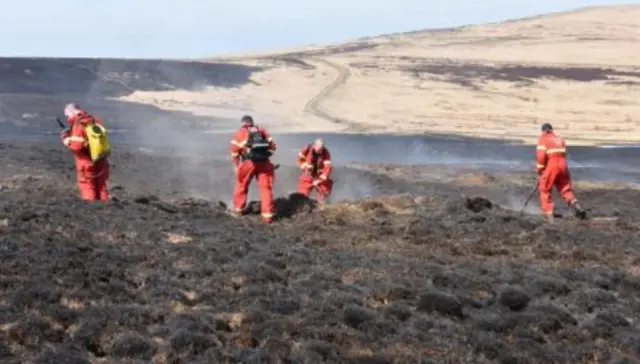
[2,142,640,364]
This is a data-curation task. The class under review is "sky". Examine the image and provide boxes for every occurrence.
[0,0,633,58]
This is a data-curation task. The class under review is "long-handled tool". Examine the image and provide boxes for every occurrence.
[55,117,67,130]
[520,180,539,214]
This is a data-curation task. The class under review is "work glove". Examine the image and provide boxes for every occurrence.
[60,129,71,145]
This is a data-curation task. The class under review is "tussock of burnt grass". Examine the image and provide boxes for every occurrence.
[1,178,640,364]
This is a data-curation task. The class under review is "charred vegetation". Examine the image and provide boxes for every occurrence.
[1,143,640,363]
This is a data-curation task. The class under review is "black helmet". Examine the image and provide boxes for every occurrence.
[541,123,553,132]
[241,115,253,123]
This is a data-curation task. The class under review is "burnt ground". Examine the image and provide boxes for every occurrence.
[350,57,640,89]
[2,142,640,364]
[0,57,265,98]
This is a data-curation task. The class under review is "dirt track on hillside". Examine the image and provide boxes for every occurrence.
[1,142,640,363]
[302,58,365,131]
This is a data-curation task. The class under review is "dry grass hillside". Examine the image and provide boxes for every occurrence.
[118,4,640,145]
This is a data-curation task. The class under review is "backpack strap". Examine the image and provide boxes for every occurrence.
[309,145,320,176]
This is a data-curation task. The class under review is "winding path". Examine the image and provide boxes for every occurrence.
[302,58,368,131]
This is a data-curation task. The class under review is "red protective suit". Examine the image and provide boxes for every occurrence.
[230,125,277,222]
[296,144,333,203]
[535,131,577,216]
[61,111,110,201]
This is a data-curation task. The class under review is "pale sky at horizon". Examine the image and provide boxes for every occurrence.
[0,0,634,58]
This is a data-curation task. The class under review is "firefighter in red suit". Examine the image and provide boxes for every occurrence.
[60,103,110,201]
[536,123,587,222]
[230,115,277,223]
[297,138,333,204]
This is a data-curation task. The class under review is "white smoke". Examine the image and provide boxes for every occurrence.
[63,57,640,209]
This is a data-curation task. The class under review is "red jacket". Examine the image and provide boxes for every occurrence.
[229,125,276,165]
[297,145,332,180]
[536,131,567,173]
[61,111,109,174]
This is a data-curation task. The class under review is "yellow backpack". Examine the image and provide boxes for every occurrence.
[84,120,111,163]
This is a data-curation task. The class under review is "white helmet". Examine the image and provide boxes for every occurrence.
[313,138,325,150]
[63,103,83,118]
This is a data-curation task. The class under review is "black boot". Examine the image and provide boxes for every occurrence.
[571,202,587,220]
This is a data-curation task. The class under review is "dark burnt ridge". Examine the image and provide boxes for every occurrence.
[352,58,640,89]
[0,57,265,98]
[282,42,379,58]
[266,57,316,70]
[0,93,234,133]
[1,142,640,363]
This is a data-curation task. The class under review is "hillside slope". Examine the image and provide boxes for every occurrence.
[1,142,640,363]
[119,5,640,144]
[1,5,640,363]
[2,6,638,143]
